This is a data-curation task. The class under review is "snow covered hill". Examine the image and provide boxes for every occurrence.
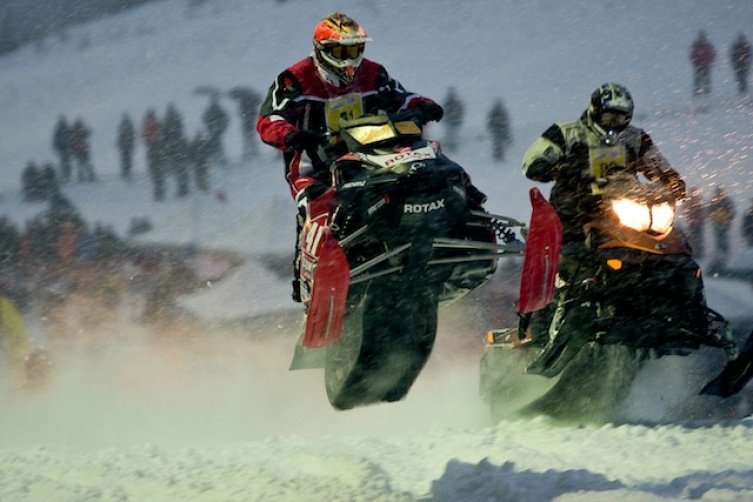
[2,1,753,500]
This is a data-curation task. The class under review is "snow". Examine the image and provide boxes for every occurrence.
[2,0,753,500]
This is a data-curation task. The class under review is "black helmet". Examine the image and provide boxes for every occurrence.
[587,83,634,139]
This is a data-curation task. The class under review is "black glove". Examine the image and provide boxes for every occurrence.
[416,101,444,122]
[285,130,320,152]
[466,184,488,208]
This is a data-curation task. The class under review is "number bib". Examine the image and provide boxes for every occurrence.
[588,145,626,195]
[325,93,364,133]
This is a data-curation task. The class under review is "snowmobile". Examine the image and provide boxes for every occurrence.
[480,174,750,423]
[289,111,525,410]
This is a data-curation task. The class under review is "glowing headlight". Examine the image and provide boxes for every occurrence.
[649,202,674,235]
[611,198,674,235]
[612,198,650,231]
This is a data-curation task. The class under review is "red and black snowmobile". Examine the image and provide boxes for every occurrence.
[290,111,525,410]
[480,174,751,423]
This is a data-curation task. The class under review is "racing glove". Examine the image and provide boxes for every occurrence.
[285,130,320,152]
[416,101,444,123]
[466,184,488,208]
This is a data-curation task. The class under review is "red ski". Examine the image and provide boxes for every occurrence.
[518,188,562,314]
[301,193,350,348]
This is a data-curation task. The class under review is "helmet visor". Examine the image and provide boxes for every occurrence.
[600,111,630,129]
[321,43,365,62]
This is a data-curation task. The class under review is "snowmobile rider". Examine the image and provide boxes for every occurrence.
[256,12,445,302]
[521,83,687,341]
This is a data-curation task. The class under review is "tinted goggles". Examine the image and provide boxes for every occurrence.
[322,43,365,61]
[600,111,630,129]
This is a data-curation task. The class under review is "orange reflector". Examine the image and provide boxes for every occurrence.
[607,259,623,270]
[486,331,495,344]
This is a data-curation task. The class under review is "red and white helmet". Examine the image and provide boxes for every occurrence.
[313,12,372,86]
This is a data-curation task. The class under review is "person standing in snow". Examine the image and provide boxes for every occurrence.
[141,108,165,201]
[202,96,230,168]
[730,33,752,95]
[163,104,190,198]
[487,98,512,162]
[21,161,41,202]
[189,130,211,193]
[52,116,72,183]
[442,87,465,152]
[707,185,735,262]
[228,87,262,161]
[70,118,97,182]
[682,186,707,259]
[256,12,444,302]
[117,113,136,180]
[690,31,717,97]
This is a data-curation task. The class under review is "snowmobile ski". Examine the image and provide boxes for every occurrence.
[701,329,753,397]
[303,228,350,348]
[517,188,562,314]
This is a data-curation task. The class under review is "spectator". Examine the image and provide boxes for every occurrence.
[487,99,512,161]
[38,162,59,201]
[442,87,464,152]
[229,86,262,160]
[742,198,753,248]
[689,31,716,96]
[708,185,735,260]
[202,96,229,167]
[70,118,97,182]
[117,113,136,179]
[682,186,707,259]
[52,115,72,183]
[141,108,165,201]
[163,104,189,198]
[21,161,41,202]
[190,130,211,193]
[730,33,752,95]
[22,161,57,202]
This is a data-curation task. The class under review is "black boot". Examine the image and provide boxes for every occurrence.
[291,279,302,303]
[292,210,304,303]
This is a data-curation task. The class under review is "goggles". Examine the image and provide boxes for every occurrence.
[600,111,630,129]
[321,43,365,61]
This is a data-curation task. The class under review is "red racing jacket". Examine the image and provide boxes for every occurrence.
[256,55,437,199]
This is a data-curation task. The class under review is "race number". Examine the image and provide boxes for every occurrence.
[303,220,326,256]
[325,93,364,133]
[589,145,626,194]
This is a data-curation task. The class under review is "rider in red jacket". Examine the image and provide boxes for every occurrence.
[256,12,444,301]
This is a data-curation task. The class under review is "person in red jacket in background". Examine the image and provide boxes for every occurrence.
[141,108,165,201]
[257,12,444,301]
[690,31,717,97]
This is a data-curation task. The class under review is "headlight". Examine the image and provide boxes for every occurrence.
[649,202,674,235]
[612,198,650,232]
[611,198,674,235]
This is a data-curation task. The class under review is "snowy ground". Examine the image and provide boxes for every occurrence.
[2,0,753,500]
